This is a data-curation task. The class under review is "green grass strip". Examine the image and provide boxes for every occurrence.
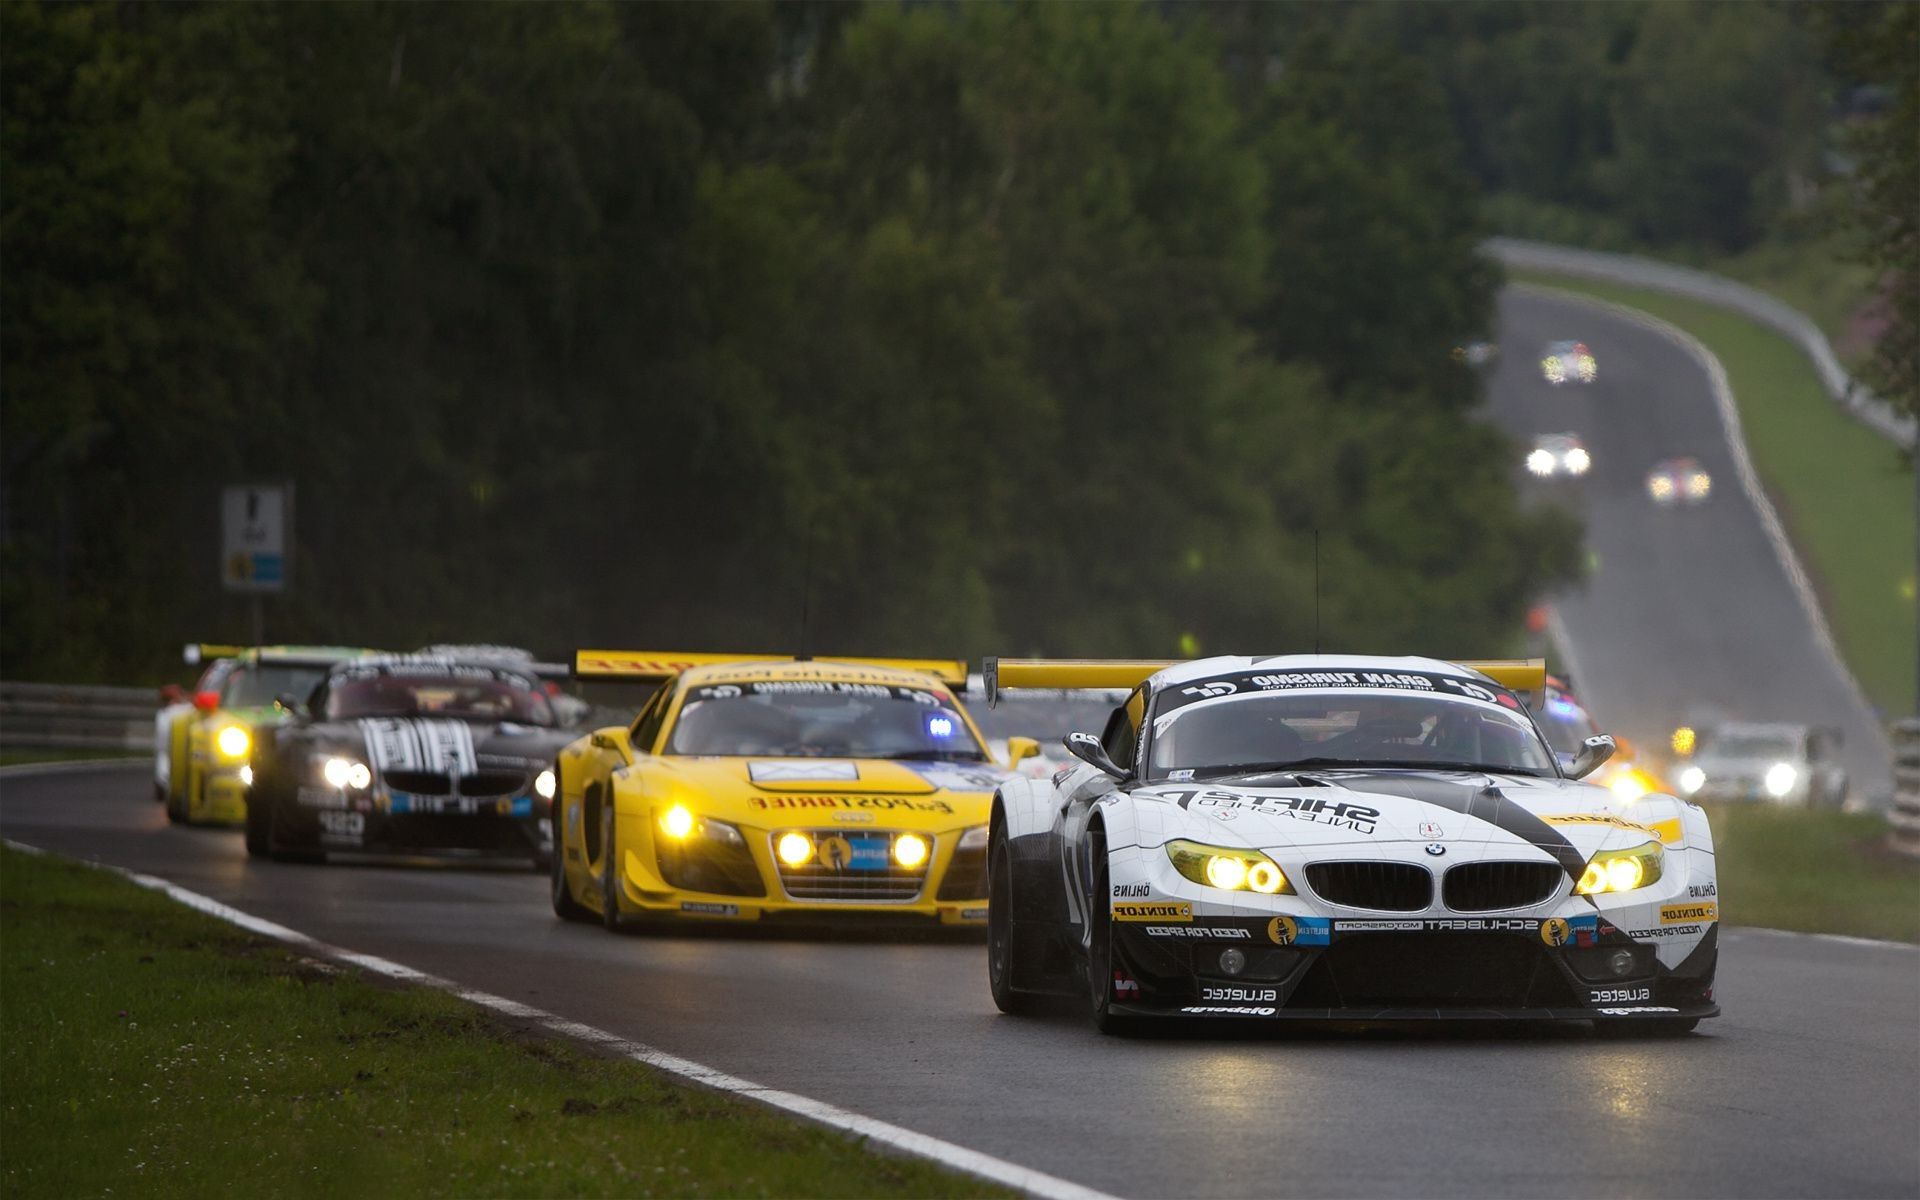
[1509,269,1916,720]
[0,847,1010,1199]
[1700,801,1919,943]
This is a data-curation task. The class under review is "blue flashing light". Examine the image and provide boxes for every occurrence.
[1546,697,1581,719]
[927,715,955,739]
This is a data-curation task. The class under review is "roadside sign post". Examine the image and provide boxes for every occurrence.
[221,483,292,645]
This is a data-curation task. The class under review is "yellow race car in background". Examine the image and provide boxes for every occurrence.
[551,652,1038,930]
[160,644,373,824]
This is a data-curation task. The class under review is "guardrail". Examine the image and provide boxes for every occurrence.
[1484,237,1916,451]
[1891,720,1920,859]
[0,681,156,751]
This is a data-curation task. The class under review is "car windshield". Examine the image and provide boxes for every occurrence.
[668,681,986,760]
[971,693,1123,742]
[223,663,330,709]
[324,667,554,725]
[1702,732,1798,760]
[1149,690,1556,778]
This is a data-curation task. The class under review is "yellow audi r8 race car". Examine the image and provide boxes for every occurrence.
[550,652,1038,930]
[160,644,373,824]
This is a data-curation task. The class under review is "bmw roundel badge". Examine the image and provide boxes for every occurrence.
[1424,843,1446,856]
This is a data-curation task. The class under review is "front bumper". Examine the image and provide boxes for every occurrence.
[287,786,551,859]
[1107,912,1718,1023]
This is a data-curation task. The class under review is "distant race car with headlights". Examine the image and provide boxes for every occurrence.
[1540,340,1597,386]
[1647,456,1712,506]
[985,655,1717,1035]
[551,652,1036,930]
[245,653,575,864]
[1675,721,1847,808]
[159,644,371,824]
[1526,433,1591,479]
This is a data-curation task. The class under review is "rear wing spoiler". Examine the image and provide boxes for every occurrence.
[183,644,246,665]
[183,643,386,671]
[981,656,1548,705]
[416,645,568,680]
[573,650,969,690]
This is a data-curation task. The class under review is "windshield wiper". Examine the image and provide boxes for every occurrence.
[1183,757,1546,779]
[876,750,989,763]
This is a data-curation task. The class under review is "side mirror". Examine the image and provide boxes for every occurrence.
[192,691,220,713]
[274,693,306,715]
[1064,731,1128,780]
[1567,734,1616,780]
[590,731,618,752]
[1005,736,1041,768]
[159,684,186,705]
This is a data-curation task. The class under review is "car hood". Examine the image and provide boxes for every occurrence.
[1129,768,1684,865]
[307,716,575,772]
[633,755,1011,829]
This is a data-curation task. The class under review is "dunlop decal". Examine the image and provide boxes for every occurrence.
[1660,902,1717,924]
[1112,902,1191,922]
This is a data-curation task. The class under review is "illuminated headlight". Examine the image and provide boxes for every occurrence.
[958,825,989,851]
[893,833,930,869]
[1687,473,1712,498]
[534,769,556,800]
[1764,762,1798,798]
[1576,841,1663,895]
[216,725,251,759]
[1649,476,1675,499]
[658,805,744,846]
[1608,770,1652,802]
[660,805,695,839]
[322,757,372,791]
[1671,726,1696,756]
[1678,765,1706,795]
[1526,449,1557,476]
[1167,840,1292,895]
[776,831,813,865]
[1577,356,1597,381]
[1542,359,1565,382]
[1563,448,1591,474]
[239,765,254,787]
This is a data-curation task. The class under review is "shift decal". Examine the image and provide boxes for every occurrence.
[358,718,478,775]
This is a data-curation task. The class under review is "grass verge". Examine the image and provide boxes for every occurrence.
[0,847,1008,1199]
[1509,269,1915,719]
[1702,802,1919,943]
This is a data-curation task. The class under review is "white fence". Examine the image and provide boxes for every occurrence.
[0,681,156,751]
[1484,237,1915,451]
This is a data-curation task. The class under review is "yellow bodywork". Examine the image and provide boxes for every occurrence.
[555,659,1007,926]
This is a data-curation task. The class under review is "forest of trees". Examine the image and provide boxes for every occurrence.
[9,0,1900,681]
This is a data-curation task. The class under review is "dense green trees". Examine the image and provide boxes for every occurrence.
[1,0,1579,681]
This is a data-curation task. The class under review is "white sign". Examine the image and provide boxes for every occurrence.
[221,484,291,593]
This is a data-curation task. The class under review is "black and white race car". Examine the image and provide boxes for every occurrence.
[245,654,575,866]
[983,655,1718,1035]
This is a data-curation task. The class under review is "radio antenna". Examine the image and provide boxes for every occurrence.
[1313,529,1321,656]
[798,521,817,658]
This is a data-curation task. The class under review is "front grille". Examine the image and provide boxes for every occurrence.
[1289,932,1580,1009]
[384,770,451,795]
[775,830,929,902]
[458,770,528,798]
[1305,861,1432,911]
[1443,862,1563,912]
[379,770,528,798]
[656,838,765,898]
[381,814,537,854]
[936,844,987,901]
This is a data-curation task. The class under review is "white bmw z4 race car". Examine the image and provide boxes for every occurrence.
[983,655,1718,1036]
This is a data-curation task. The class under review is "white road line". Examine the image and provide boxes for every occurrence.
[0,757,149,779]
[1727,926,1919,953]
[1512,283,1893,768]
[2,835,1119,1200]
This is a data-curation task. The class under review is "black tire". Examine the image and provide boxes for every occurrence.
[1085,824,1139,1035]
[165,773,188,824]
[551,793,591,922]
[262,796,325,864]
[1595,1017,1699,1038]
[244,787,271,859]
[599,803,624,932]
[988,820,1040,1015]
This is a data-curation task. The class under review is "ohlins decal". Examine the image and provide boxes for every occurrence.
[1112,903,1191,922]
[747,795,954,814]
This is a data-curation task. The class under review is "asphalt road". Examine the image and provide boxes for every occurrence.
[1484,289,1893,802]
[5,765,1916,1199]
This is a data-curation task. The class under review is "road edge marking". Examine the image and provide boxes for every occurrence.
[0,833,1121,1200]
[1511,282,1895,773]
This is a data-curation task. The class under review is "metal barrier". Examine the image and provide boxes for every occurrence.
[1891,720,1920,859]
[0,681,157,751]
[1484,237,1916,451]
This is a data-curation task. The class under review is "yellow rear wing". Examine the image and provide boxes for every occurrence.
[983,658,1176,705]
[574,650,969,690]
[982,656,1548,704]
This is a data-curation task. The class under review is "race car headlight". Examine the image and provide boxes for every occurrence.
[1678,766,1705,795]
[1563,448,1591,474]
[1166,840,1293,895]
[1526,449,1556,476]
[1576,840,1663,895]
[957,825,989,851]
[776,832,814,866]
[1608,768,1654,802]
[1764,762,1797,798]
[321,757,372,791]
[893,833,929,869]
[660,805,695,839]
[534,769,556,800]
[215,725,251,759]
[658,805,744,846]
